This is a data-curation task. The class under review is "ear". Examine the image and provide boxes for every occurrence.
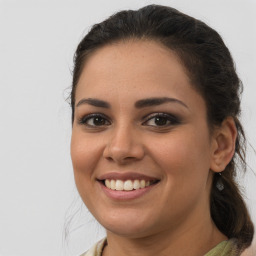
[210,117,237,173]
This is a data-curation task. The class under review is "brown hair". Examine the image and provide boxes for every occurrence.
[71,4,254,249]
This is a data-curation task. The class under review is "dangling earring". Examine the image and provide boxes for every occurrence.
[216,172,224,191]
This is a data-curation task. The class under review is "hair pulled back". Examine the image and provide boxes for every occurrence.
[71,4,254,249]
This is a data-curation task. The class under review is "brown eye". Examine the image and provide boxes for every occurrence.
[79,114,111,127]
[152,116,170,126]
[89,116,107,126]
[142,113,180,127]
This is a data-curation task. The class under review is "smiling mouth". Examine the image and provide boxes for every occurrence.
[100,179,159,191]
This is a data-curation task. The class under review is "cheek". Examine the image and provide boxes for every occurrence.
[70,131,103,196]
[149,128,211,180]
[151,131,212,213]
[71,131,101,171]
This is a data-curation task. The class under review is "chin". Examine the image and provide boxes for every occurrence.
[96,210,158,238]
[105,223,152,238]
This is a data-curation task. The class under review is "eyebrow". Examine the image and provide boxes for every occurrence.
[76,97,188,109]
[135,97,188,109]
[76,98,110,108]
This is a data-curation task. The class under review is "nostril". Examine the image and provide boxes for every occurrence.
[103,135,145,163]
[105,156,114,162]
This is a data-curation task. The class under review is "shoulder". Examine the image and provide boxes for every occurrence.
[80,238,107,256]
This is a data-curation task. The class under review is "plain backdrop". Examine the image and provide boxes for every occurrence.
[0,0,255,255]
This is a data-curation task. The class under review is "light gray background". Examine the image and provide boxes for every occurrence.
[0,0,255,255]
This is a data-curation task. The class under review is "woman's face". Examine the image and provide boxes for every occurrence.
[71,40,216,238]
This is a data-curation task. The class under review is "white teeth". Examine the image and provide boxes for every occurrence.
[115,180,124,190]
[124,180,133,191]
[104,179,155,191]
[140,180,146,188]
[110,180,116,190]
[105,179,111,189]
[133,180,140,190]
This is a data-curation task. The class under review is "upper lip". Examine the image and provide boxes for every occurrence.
[97,172,160,181]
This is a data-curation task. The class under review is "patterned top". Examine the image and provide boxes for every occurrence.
[80,238,241,256]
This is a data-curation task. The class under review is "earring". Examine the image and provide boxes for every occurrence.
[216,172,224,191]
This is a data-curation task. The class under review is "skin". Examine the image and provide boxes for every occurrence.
[71,40,237,256]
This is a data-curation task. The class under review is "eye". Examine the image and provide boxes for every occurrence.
[142,113,179,127]
[78,114,111,127]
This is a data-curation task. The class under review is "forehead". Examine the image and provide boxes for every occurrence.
[75,40,205,112]
[78,40,189,86]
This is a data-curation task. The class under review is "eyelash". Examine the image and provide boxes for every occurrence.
[78,113,111,127]
[78,112,180,129]
[142,113,180,127]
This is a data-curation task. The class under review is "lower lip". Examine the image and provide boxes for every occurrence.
[98,181,158,200]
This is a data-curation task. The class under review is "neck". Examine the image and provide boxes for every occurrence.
[102,213,227,256]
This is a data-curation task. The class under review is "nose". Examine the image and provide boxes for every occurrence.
[103,124,145,164]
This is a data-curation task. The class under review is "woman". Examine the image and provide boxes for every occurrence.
[70,4,254,256]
